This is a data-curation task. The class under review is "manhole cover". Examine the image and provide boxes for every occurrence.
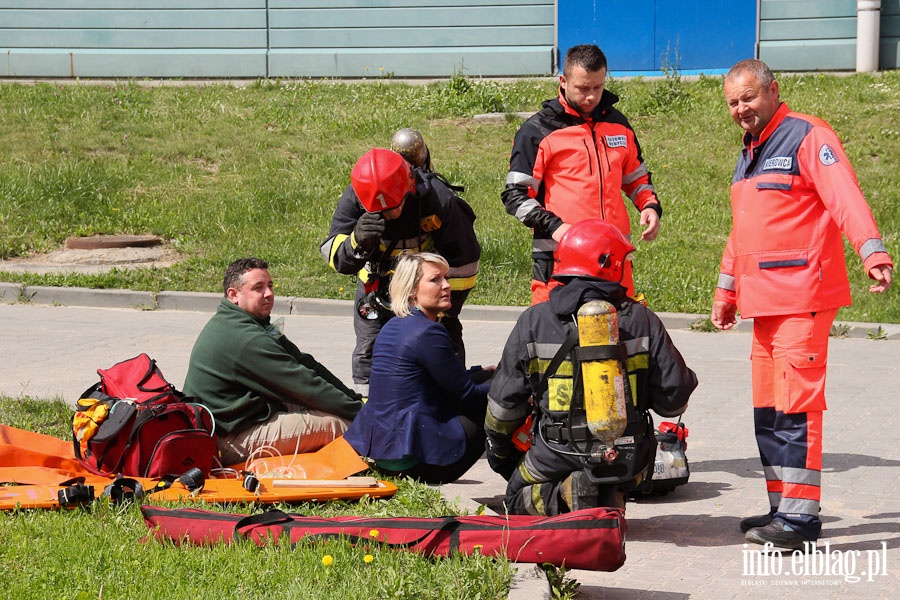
[65,234,162,250]
[1,234,184,275]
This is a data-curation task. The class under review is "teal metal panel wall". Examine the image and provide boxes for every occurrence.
[758,0,893,71]
[1,1,895,78]
[0,0,268,77]
[266,0,555,77]
[0,0,555,78]
[760,0,900,70]
[882,0,900,69]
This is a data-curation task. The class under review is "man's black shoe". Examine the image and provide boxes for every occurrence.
[740,512,775,533]
[745,521,809,550]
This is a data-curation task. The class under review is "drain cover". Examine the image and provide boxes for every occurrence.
[65,235,162,250]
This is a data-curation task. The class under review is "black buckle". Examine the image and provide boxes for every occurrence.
[146,467,206,498]
[242,472,260,493]
[102,477,144,505]
[58,482,95,507]
[177,467,206,494]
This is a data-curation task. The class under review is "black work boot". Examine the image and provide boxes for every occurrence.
[739,509,776,533]
[745,520,809,550]
[596,485,626,510]
[559,471,599,512]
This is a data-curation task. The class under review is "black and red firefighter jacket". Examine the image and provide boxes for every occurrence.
[485,279,696,513]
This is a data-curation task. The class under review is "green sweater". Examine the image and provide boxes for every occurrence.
[183,298,362,435]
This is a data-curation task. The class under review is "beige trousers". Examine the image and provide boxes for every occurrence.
[218,404,351,466]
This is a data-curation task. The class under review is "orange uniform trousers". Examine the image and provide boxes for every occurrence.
[749,308,836,540]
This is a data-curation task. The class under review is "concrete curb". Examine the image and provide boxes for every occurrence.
[4,281,899,340]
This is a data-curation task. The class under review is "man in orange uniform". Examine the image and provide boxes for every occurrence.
[502,44,661,304]
[712,59,893,549]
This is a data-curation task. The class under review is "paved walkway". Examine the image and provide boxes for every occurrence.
[1,286,897,599]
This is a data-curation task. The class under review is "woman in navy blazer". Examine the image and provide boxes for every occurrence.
[343,252,491,484]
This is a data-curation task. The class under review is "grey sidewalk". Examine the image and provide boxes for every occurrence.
[1,289,898,599]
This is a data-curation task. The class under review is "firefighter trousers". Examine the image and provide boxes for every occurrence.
[503,436,636,516]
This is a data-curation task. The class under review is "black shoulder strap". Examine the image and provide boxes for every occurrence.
[432,171,465,193]
[534,325,579,398]
[420,169,465,194]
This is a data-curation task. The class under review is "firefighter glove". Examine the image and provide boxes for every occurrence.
[353,212,385,253]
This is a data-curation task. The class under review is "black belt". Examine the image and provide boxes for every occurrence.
[543,424,591,444]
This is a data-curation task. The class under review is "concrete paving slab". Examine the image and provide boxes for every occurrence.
[440,329,900,599]
[0,292,897,599]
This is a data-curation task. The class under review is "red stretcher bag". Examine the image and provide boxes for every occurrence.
[141,505,626,571]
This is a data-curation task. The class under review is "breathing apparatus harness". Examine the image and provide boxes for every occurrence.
[529,305,654,485]
[358,237,400,320]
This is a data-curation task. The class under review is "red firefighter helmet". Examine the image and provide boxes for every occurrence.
[552,219,636,283]
[350,148,416,213]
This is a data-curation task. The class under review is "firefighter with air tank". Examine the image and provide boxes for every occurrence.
[485,219,697,515]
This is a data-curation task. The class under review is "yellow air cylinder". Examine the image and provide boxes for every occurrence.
[577,300,628,458]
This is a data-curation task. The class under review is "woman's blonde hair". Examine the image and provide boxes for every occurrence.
[389,252,450,317]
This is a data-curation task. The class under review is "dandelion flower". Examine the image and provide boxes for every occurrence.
[369,529,380,538]
[364,554,374,563]
[322,554,334,566]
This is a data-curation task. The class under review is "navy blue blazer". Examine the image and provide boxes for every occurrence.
[344,309,489,466]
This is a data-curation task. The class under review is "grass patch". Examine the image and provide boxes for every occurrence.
[1,72,898,322]
[0,397,513,599]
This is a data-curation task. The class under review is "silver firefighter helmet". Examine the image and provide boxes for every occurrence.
[390,128,431,171]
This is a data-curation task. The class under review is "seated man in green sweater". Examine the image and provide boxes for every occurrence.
[184,257,363,466]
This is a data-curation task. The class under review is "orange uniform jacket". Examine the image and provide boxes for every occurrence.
[716,103,892,317]
[503,90,661,277]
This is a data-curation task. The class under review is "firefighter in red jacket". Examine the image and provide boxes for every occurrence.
[712,59,893,550]
[502,44,662,304]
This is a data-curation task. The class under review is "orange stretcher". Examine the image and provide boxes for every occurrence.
[0,425,396,510]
